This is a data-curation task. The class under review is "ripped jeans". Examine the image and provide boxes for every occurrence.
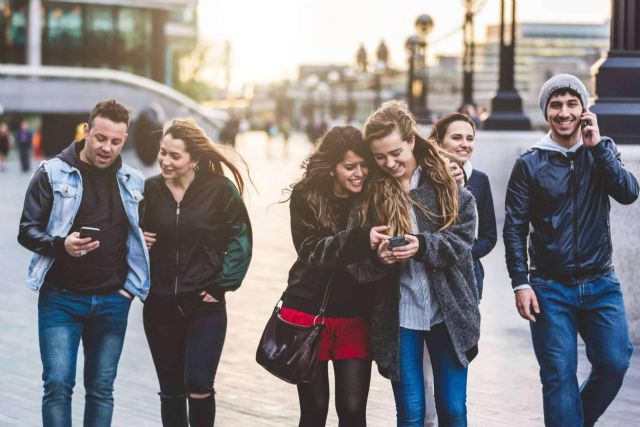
[143,293,227,427]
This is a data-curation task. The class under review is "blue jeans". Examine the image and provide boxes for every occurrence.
[38,286,132,427]
[530,273,633,427]
[391,324,468,427]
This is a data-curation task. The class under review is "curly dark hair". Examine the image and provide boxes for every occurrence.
[288,125,373,233]
[89,99,130,128]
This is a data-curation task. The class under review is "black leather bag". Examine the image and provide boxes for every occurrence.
[256,281,332,384]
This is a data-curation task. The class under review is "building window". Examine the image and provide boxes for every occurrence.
[0,0,28,64]
[116,8,152,77]
[85,5,116,68]
[43,3,83,66]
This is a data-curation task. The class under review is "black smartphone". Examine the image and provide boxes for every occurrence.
[79,226,100,241]
[581,109,591,129]
[388,236,408,248]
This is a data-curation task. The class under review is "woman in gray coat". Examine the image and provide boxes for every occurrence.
[352,101,479,427]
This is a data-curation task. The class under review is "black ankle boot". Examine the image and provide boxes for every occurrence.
[160,394,188,427]
[188,393,216,427]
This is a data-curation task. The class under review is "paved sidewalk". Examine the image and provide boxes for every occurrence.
[0,132,638,426]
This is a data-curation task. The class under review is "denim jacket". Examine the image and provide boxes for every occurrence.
[24,158,150,300]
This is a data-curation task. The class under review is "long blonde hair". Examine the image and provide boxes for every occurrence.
[362,101,459,233]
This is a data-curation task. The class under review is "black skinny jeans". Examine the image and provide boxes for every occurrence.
[143,293,227,427]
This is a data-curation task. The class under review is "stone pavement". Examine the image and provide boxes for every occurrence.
[0,131,638,426]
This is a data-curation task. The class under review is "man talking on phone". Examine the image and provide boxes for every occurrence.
[18,100,149,426]
[503,74,639,426]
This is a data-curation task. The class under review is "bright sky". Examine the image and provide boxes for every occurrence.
[198,0,610,89]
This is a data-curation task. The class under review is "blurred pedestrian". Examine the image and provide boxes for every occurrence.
[15,119,33,172]
[141,118,252,427]
[0,122,11,171]
[504,74,638,426]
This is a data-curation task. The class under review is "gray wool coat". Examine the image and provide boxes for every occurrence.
[348,179,480,381]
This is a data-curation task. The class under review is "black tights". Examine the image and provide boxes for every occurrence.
[297,359,372,427]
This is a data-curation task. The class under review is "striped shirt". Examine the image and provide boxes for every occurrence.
[398,167,444,330]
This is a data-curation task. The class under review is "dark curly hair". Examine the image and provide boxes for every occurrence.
[288,125,373,233]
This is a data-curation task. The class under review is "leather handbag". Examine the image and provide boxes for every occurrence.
[256,279,332,384]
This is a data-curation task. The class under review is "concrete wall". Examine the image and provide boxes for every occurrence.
[471,131,640,343]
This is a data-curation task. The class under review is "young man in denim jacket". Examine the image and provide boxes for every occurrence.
[503,74,639,426]
[18,99,149,426]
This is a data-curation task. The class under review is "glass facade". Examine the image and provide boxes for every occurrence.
[1,1,165,81]
[0,0,28,64]
[42,2,156,77]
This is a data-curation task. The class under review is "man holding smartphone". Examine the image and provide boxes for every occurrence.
[503,74,639,426]
[18,100,149,426]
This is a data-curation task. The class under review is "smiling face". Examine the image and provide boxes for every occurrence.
[157,134,197,180]
[440,120,475,163]
[332,150,368,197]
[80,116,128,169]
[546,92,583,140]
[369,128,417,181]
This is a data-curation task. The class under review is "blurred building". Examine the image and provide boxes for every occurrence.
[474,21,609,102]
[0,0,223,157]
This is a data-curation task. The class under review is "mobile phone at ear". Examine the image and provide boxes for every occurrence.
[79,226,100,241]
[581,109,591,128]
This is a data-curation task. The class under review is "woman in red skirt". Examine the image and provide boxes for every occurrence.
[281,126,383,427]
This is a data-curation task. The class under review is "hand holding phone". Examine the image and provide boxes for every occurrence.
[79,226,100,242]
[580,109,601,148]
[388,236,408,248]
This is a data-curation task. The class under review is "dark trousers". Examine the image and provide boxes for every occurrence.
[143,293,227,427]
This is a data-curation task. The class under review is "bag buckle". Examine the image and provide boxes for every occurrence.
[312,315,325,326]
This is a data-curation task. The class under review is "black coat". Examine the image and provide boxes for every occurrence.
[466,169,497,298]
[283,189,373,317]
[503,137,638,287]
[141,172,252,299]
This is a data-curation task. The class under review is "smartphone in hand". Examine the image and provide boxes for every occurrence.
[79,226,100,241]
[388,236,408,249]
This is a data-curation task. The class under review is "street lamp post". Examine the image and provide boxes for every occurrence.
[343,67,356,123]
[590,0,640,145]
[483,0,530,130]
[413,14,434,124]
[327,70,341,119]
[405,35,420,113]
[373,60,386,109]
[460,0,486,108]
[304,74,319,125]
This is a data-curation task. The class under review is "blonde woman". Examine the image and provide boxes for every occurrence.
[354,101,479,427]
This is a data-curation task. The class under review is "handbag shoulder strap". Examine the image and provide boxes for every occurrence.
[279,274,333,318]
[317,273,333,317]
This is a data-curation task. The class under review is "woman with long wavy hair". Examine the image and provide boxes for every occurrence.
[141,119,252,427]
[355,101,480,427]
[281,126,383,427]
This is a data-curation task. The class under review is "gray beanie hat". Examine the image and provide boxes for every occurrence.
[538,74,589,121]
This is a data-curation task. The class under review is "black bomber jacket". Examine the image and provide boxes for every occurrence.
[141,172,252,299]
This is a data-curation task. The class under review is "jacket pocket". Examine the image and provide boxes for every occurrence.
[51,182,78,222]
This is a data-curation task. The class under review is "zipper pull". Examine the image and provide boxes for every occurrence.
[176,203,181,216]
[570,160,574,171]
